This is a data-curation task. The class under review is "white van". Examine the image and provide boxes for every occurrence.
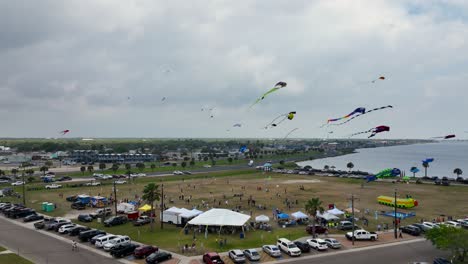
[95,234,118,248]
[277,238,301,257]
[103,236,130,251]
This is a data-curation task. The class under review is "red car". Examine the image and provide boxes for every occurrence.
[203,252,225,264]
[134,245,158,258]
[306,225,328,235]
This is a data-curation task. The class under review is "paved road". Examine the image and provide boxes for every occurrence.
[0,217,122,264]
[285,240,447,264]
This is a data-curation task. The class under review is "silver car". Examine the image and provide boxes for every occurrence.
[324,238,342,249]
[243,249,261,261]
[262,245,281,257]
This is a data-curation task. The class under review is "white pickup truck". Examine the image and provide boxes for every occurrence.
[345,229,378,241]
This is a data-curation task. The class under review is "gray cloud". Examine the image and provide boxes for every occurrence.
[1,0,468,139]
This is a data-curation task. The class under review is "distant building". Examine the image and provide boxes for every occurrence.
[70,150,155,163]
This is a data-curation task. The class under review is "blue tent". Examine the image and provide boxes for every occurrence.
[277,213,289,219]
[77,195,91,204]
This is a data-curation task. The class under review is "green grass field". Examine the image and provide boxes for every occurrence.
[2,169,467,254]
[0,254,33,264]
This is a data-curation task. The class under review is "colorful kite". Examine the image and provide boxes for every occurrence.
[328,105,393,126]
[422,158,434,164]
[326,107,365,124]
[250,81,287,108]
[410,167,420,174]
[284,128,299,139]
[432,134,455,139]
[239,146,248,153]
[349,125,390,138]
[264,111,296,129]
[60,130,70,135]
[371,76,386,83]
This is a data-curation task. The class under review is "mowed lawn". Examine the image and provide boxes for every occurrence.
[0,254,33,264]
[3,170,468,253]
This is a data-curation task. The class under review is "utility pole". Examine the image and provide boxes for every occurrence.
[160,183,164,230]
[347,194,359,246]
[113,181,118,216]
[394,188,398,239]
[21,170,26,206]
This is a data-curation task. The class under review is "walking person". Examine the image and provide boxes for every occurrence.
[72,240,78,251]
[399,229,403,238]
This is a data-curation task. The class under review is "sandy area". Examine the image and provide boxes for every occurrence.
[282,179,322,184]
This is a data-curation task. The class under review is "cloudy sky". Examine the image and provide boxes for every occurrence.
[1,0,468,139]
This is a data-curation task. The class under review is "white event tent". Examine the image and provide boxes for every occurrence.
[255,215,270,223]
[316,211,339,221]
[188,208,250,227]
[291,211,309,219]
[326,207,344,216]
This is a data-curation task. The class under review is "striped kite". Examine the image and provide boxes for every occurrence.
[350,125,390,138]
[328,105,393,126]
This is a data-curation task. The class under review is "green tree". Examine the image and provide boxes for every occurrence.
[39,166,48,176]
[183,157,190,162]
[172,163,177,167]
[125,164,132,171]
[0,170,5,176]
[181,161,187,169]
[27,176,35,183]
[227,157,233,164]
[11,168,18,177]
[454,168,463,178]
[45,161,53,167]
[80,166,86,175]
[189,160,195,167]
[203,156,209,162]
[142,183,161,232]
[347,162,354,172]
[99,163,106,171]
[279,160,285,165]
[425,225,468,263]
[111,164,119,173]
[136,163,145,172]
[422,162,429,178]
[211,159,216,166]
[305,197,325,238]
[87,165,94,173]
[150,163,156,172]
[26,169,34,176]
[324,165,330,170]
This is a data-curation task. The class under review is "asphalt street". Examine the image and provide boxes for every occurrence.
[0,216,123,264]
[285,240,447,264]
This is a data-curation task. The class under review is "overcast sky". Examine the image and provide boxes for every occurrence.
[1,0,468,139]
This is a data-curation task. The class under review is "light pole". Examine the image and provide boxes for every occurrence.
[160,183,164,230]
[394,188,398,239]
[113,181,118,216]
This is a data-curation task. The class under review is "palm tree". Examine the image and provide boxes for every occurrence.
[87,165,94,173]
[347,162,354,172]
[324,165,330,170]
[0,170,5,176]
[150,163,156,172]
[181,162,187,169]
[11,168,19,177]
[227,157,233,164]
[305,198,325,238]
[453,168,463,179]
[142,183,161,232]
[422,162,429,178]
[80,166,86,175]
[39,166,48,176]
[45,161,53,167]
[136,163,145,172]
[125,164,132,171]
[99,163,106,171]
[111,164,119,173]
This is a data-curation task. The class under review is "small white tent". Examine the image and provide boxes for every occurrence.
[327,208,344,216]
[291,211,309,219]
[255,215,270,223]
[316,211,339,221]
[188,208,250,227]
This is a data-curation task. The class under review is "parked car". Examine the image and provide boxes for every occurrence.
[228,249,246,263]
[103,236,131,251]
[71,202,86,210]
[114,180,127,184]
[306,225,328,234]
[104,216,128,227]
[145,251,172,264]
[23,214,44,222]
[11,181,25,186]
[337,220,359,231]
[324,238,342,249]
[34,217,54,229]
[443,221,461,228]
[441,177,450,186]
[277,238,301,257]
[134,245,158,259]
[412,223,431,233]
[90,208,112,219]
[57,176,72,181]
[78,214,93,222]
[86,181,101,186]
[10,208,36,219]
[110,243,138,258]
[293,241,311,253]
[262,245,282,257]
[433,258,452,264]
[401,225,422,236]
[95,235,119,248]
[203,252,225,264]
[69,226,91,236]
[79,229,106,242]
[173,171,184,175]
[45,184,62,189]
[182,171,192,175]
[58,224,77,234]
[307,238,328,251]
[345,229,378,241]
[90,233,108,245]
[243,249,261,261]
[133,216,151,226]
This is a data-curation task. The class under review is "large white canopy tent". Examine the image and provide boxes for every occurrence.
[291,211,309,219]
[316,211,339,221]
[255,215,270,223]
[188,209,251,238]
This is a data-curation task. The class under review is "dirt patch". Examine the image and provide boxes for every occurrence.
[282,179,322,184]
